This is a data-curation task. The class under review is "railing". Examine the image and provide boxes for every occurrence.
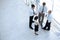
[52,17,60,31]
[53,18,60,25]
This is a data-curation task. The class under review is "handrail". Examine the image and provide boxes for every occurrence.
[52,17,60,25]
[52,18,60,31]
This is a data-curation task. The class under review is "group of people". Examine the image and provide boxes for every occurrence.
[29,2,52,35]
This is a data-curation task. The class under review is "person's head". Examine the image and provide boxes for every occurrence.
[31,4,35,9]
[34,16,38,20]
[42,2,46,6]
[48,10,52,14]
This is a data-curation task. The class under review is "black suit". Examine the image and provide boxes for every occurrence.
[29,16,34,29]
[43,20,51,31]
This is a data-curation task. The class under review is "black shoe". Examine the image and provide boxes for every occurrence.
[29,27,33,30]
[35,33,38,35]
[42,28,46,30]
[46,29,50,31]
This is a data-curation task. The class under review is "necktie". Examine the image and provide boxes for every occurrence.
[33,10,35,14]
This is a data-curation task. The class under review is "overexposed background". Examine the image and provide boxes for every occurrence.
[0,0,60,40]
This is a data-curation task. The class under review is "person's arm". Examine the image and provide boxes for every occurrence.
[33,15,36,22]
[50,14,52,23]
[33,10,37,15]
[37,19,40,25]
[45,13,48,17]
[33,15,38,21]
[34,19,39,25]
[29,8,33,16]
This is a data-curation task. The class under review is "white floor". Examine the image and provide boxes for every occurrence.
[0,0,60,40]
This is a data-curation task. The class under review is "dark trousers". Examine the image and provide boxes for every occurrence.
[39,13,44,27]
[29,16,34,29]
[43,20,51,30]
[34,25,39,32]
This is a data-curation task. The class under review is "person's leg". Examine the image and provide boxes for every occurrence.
[34,25,39,35]
[41,14,44,27]
[42,20,48,30]
[47,22,51,31]
[39,13,41,23]
[31,16,34,22]
[29,16,33,30]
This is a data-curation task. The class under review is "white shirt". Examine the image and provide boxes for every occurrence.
[33,14,39,25]
[38,5,47,14]
[29,8,35,16]
[47,14,52,23]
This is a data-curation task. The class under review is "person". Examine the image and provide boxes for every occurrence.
[38,2,47,27]
[29,4,36,30]
[42,10,52,31]
[33,14,39,35]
